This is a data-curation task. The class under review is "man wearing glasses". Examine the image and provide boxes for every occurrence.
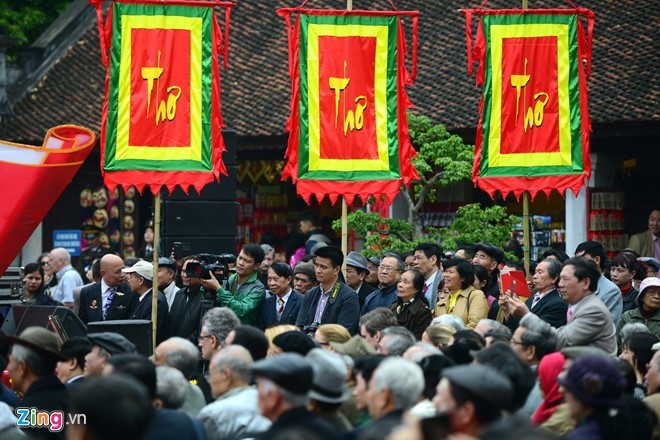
[360,253,404,315]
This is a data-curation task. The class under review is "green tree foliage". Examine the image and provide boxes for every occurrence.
[401,113,474,238]
[0,1,72,55]
[335,113,518,257]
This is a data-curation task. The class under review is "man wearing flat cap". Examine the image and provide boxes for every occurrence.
[292,262,318,295]
[433,364,513,437]
[79,253,136,324]
[6,327,68,439]
[124,260,170,344]
[84,332,136,377]
[157,257,180,310]
[473,242,505,300]
[306,348,352,433]
[345,251,376,309]
[252,353,338,440]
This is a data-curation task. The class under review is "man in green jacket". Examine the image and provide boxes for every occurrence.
[203,244,266,326]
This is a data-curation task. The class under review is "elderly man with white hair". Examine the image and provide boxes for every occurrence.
[151,337,206,417]
[49,247,83,307]
[358,357,424,439]
[155,366,189,410]
[197,345,270,440]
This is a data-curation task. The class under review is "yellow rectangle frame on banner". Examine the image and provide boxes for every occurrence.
[116,14,203,161]
[489,24,571,168]
[307,23,389,172]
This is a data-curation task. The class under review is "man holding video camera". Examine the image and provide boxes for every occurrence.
[169,257,220,344]
[202,244,266,327]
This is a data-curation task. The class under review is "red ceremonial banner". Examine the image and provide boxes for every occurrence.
[0,126,96,276]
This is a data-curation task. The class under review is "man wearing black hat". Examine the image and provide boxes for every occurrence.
[345,251,376,309]
[157,257,180,310]
[78,254,137,324]
[6,327,69,439]
[433,364,513,436]
[296,246,360,335]
[84,332,136,377]
[252,353,338,439]
[56,337,91,391]
[293,262,318,294]
[76,225,111,278]
[473,243,505,300]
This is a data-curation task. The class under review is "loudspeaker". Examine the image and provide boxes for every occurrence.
[87,319,153,356]
[1,305,86,340]
[161,129,239,256]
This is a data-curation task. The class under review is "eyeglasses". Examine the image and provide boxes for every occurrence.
[198,334,213,343]
[511,339,525,346]
[646,291,660,297]
[378,266,398,273]
[40,261,49,266]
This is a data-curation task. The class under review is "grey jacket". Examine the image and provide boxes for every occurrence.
[198,386,271,440]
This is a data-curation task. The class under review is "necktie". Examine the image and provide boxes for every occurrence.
[531,293,543,309]
[566,307,573,322]
[423,284,429,294]
[277,298,285,318]
[103,287,115,319]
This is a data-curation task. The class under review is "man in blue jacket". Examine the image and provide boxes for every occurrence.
[296,246,360,335]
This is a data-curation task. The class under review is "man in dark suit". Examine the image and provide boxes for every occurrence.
[257,262,303,329]
[296,246,360,335]
[56,337,91,391]
[123,261,170,344]
[344,251,376,309]
[78,254,137,324]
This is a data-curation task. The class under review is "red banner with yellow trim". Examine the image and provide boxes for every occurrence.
[463,8,595,200]
[277,8,420,205]
[91,0,233,194]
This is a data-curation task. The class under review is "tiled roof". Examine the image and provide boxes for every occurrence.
[3,0,658,144]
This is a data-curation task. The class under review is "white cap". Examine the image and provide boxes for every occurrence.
[122,260,153,281]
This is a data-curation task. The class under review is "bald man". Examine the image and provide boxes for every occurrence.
[78,254,138,324]
[49,247,83,308]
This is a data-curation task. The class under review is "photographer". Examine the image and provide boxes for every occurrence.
[169,257,220,344]
[202,244,266,326]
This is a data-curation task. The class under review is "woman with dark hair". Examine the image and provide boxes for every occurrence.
[619,332,660,398]
[390,269,432,339]
[38,252,56,296]
[22,262,60,306]
[472,264,491,292]
[435,259,488,329]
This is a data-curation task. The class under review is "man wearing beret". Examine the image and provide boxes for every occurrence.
[345,251,376,309]
[6,327,69,439]
[293,262,318,295]
[433,364,513,436]
[252,353,338,439]
[472,243,505,301]
[84,332,136,377]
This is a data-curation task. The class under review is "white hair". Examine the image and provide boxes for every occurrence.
[211,345,253,384]
[155,366,188,409]
[373,357,424,410]
[431,314,465,332]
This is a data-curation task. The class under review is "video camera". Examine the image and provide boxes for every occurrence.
[185,253,236,281]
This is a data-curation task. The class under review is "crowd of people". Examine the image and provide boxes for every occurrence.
[2,209,660,439]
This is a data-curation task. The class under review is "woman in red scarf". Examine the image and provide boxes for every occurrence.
[532,351,566,425]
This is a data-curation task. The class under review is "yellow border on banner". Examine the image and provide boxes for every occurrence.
[307,23,389,172]
[489,24,571,168]
[116,14,202,161]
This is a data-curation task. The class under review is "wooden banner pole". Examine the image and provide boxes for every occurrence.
[151,191,161,353]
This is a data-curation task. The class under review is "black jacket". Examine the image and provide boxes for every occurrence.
[296,282,360,334]
[257,290,304,330]
[168,286,217,344]
[526,289,568,328]
[129,289,170,344]
[356,282,377,310]
[255,407,337,440]
[78,281,136,324]
[21,375,68,440]
[390,297,432,340]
